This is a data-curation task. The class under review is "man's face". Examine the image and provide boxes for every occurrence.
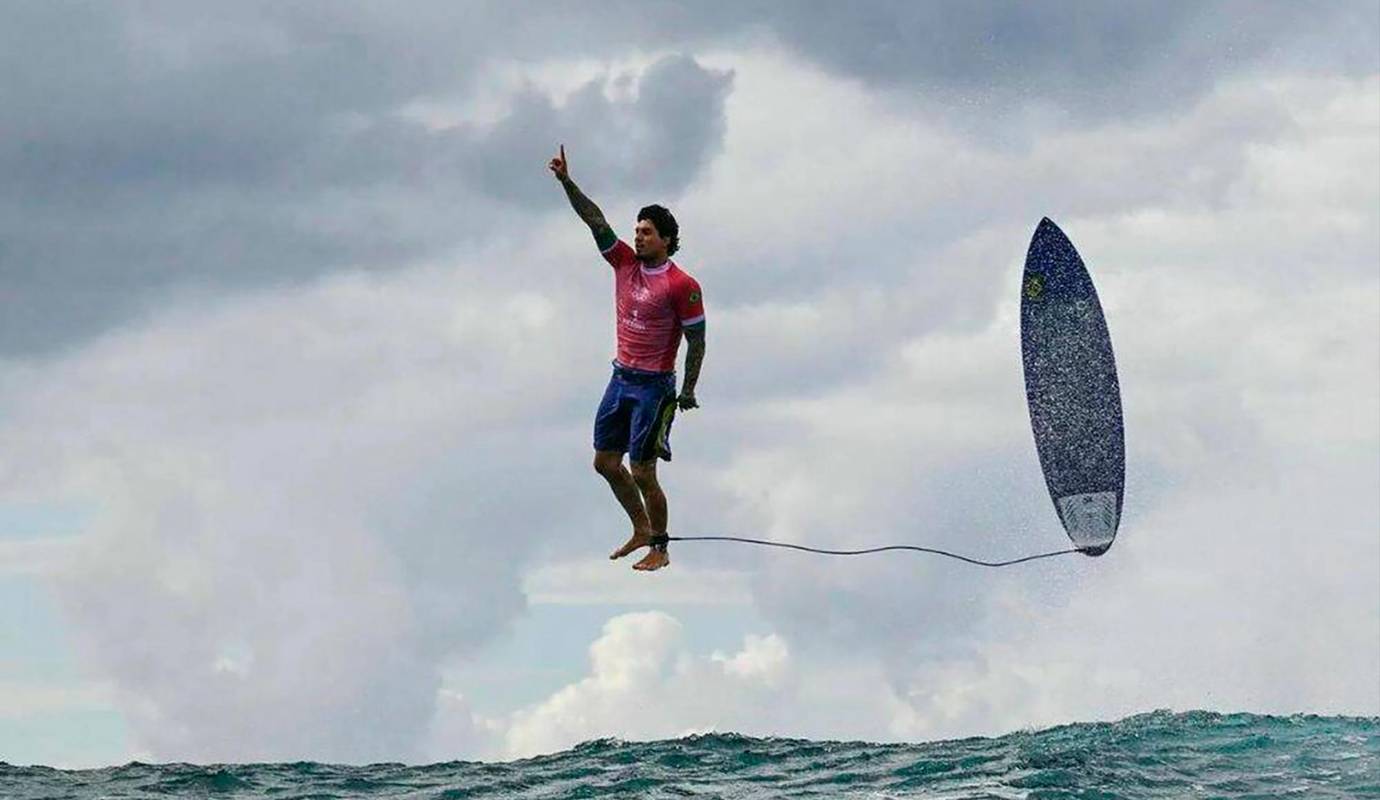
[633,219,667,260]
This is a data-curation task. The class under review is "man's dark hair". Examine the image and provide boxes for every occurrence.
[638,204,679,257]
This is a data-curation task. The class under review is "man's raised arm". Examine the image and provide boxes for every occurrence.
[549,144,615,249]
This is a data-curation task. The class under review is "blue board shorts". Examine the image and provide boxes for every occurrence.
[594,361,678,463]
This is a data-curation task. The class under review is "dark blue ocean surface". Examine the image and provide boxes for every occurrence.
[3,710,1376,799]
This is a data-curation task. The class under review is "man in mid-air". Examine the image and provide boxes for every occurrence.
[549,145,706,572]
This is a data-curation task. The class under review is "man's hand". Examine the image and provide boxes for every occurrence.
[548,144,569,182]
[677,390,699,411]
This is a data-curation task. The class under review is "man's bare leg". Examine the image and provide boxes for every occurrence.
[594,450,654,558]
[629,459,669,571]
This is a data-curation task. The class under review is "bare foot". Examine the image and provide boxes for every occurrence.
[632,546,670,571]
[610,528,654,560]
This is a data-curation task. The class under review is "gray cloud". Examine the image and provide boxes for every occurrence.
[466,55,734,207]
[739,2,1379,122]
[6,0,1374,362]
[0,0,733,358]
[5,2,1373,359]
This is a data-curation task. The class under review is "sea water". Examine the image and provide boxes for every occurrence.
[3,710,1376,799]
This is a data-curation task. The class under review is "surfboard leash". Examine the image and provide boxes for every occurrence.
[657,534,1084,568]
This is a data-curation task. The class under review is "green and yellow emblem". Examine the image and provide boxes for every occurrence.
[689,290,701,304]
[1024,273,1045,300]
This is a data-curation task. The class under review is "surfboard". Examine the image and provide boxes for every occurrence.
[1020,218,1125,556]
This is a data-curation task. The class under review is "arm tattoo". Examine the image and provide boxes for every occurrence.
[682,325,706,394]
[559,177,612,240]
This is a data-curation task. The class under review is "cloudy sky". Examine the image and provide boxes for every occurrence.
[1,1,1377,768]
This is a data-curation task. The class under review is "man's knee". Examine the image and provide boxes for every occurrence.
[593,451,624,478]
[629,460,659,490]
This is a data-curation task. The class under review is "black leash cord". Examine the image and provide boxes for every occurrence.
[664,535,1082,568]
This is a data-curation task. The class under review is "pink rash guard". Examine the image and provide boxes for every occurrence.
[601,238,705,373]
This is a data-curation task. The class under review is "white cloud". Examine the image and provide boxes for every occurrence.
[879,448,1380,741]
[673,50,1380,733]
[495,611,799,759]
[523,558,752,606]
[0,255,613,762]
[0,536,85,577]
[0,680,117,720]
[711,633,789,686]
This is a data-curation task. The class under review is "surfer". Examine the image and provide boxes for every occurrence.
[549,144,707,572]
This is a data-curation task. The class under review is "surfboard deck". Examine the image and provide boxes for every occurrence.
[1020,218,1125,556]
